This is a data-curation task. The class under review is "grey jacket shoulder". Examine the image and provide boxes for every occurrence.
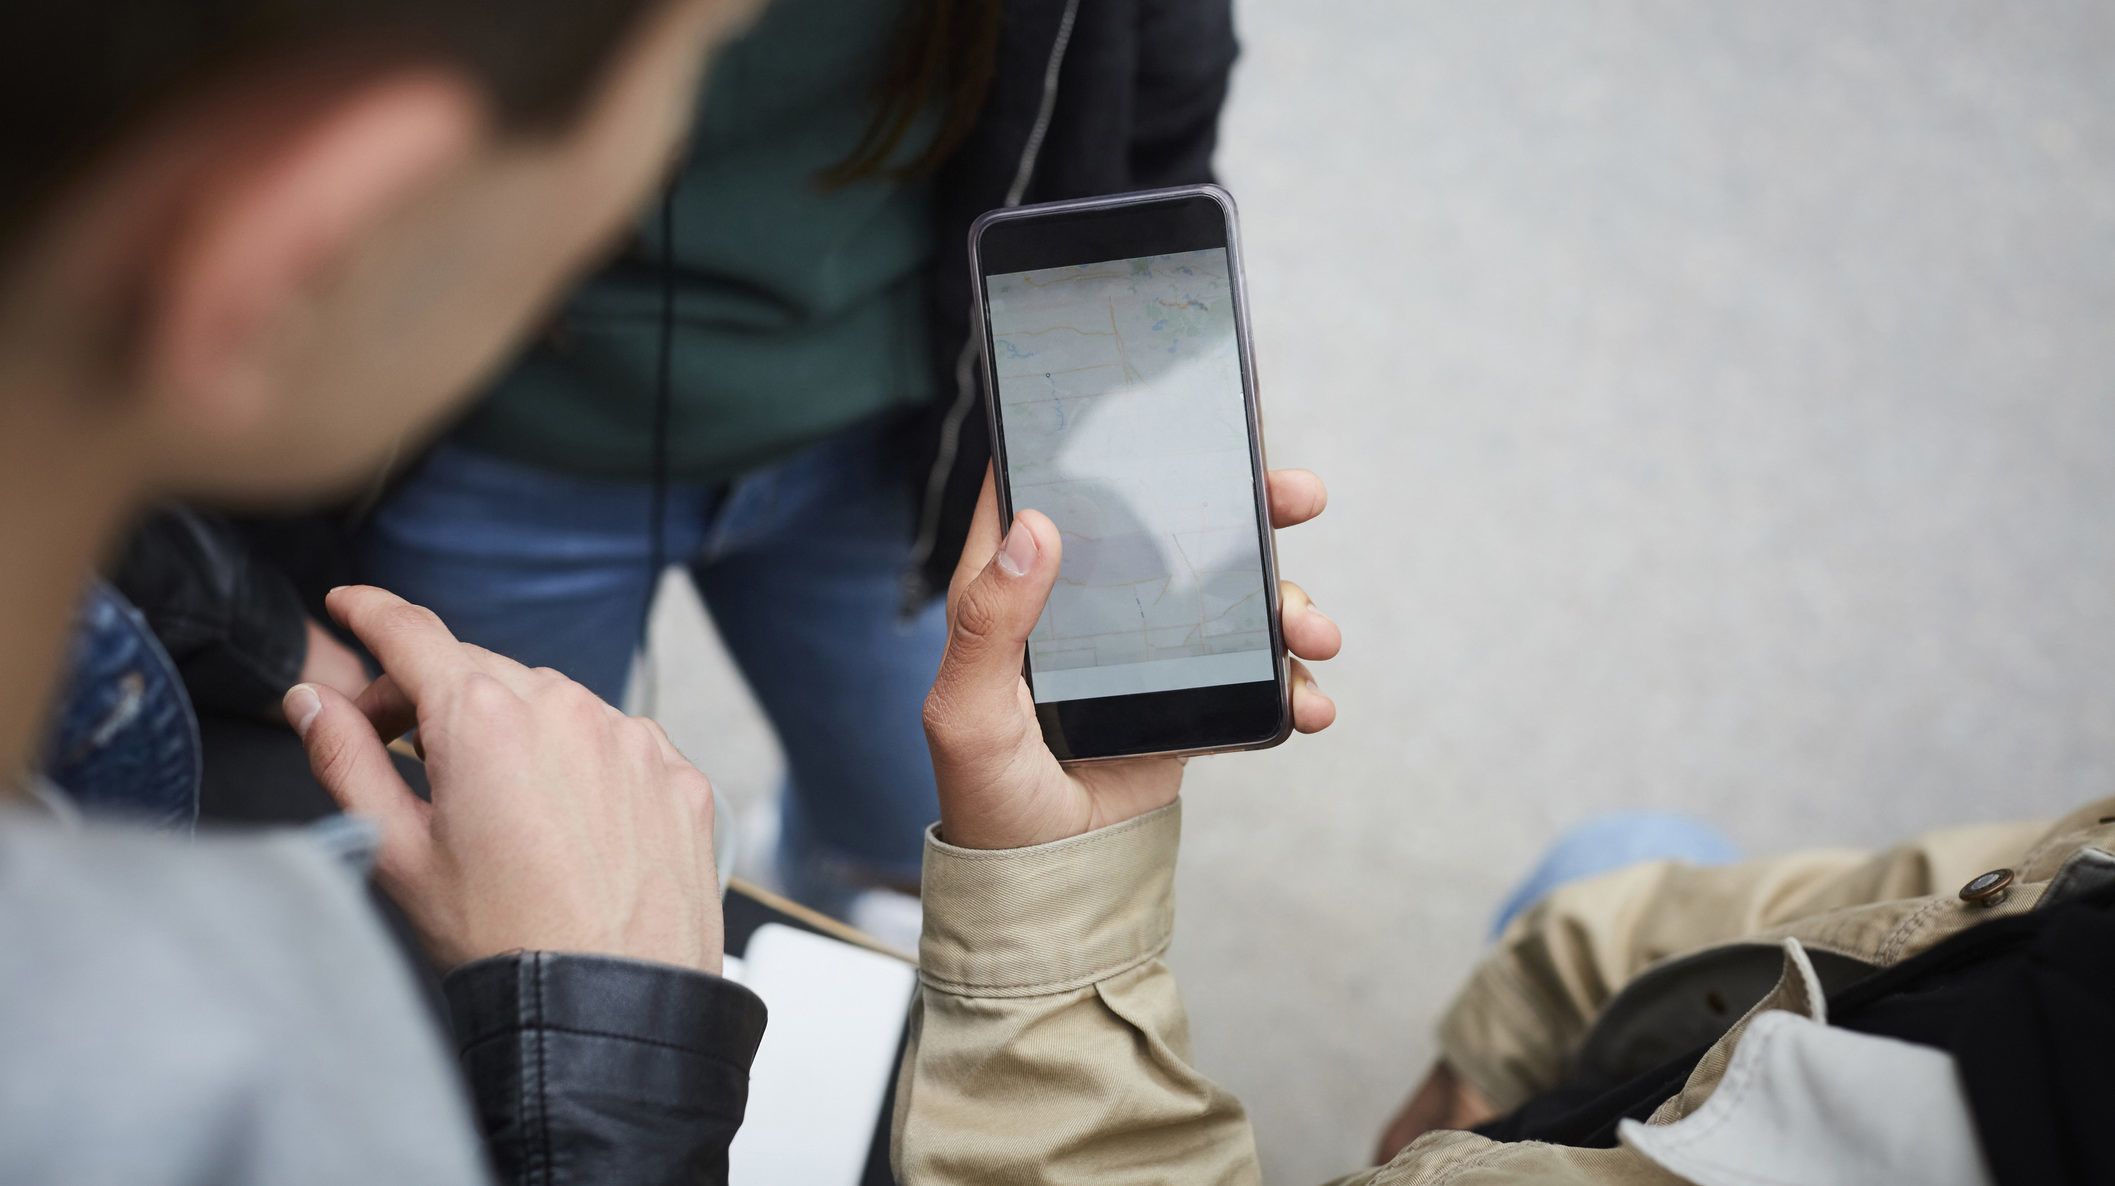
[0,814,488,1185]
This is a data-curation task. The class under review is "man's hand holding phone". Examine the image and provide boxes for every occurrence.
[282,586,724,975]
[924,468,1339,851]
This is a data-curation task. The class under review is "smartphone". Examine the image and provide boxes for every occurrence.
[970,184,1290,762]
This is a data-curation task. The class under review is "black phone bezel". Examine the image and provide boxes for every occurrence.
[971,187,1291,763]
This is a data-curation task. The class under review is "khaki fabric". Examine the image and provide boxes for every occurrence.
[895,806,1263,1185]
[1434,801,2108,1109]
[896,797,2115,1185]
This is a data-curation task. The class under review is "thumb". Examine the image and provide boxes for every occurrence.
[931,509,1062,729]
[284,683,432,883]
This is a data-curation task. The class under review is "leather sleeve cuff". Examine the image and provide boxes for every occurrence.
[445,951,766,1067]
[443,951,768,1183]
[918,801,1181,999]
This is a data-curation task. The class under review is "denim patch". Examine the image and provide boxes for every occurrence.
[41,582,201,831]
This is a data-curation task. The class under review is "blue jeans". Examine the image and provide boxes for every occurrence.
[356,417,947,906]
[1491,812,1740,938]
[42,582,201,830]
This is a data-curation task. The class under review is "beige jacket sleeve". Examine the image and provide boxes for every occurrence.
[1434,812,2053,1110]
[895,801,1344,1186]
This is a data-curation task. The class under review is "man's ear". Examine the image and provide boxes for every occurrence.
[143,70,484,435]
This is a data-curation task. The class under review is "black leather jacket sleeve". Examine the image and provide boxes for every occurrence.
[444,952,769,1186]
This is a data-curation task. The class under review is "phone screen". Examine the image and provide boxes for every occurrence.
[985,244,1274,704]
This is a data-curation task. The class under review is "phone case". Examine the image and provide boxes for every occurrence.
[967,184,1293,762]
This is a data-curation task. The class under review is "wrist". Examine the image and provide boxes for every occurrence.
[426,913,725,979]
[935,797,1088,851]
[446,937,723,979]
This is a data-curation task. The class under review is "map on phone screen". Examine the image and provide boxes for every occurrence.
[987,247,1273,704]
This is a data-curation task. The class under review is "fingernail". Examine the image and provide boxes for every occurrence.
[286,685,322,737]
[1303,675,1323,695]
[1306,601,1330,622]
[996,519,1038,578]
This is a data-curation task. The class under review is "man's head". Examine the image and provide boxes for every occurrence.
[0,0,758,502]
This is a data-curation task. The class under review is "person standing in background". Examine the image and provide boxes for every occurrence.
[357,0,1243,920]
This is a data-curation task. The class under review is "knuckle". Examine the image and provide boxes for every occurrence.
[920,686,950,734]
[455,672,517,718]
[664,756,711,803]
[559,683,610,723]
[921,683,970,746]
[377,602,443,638]
[532,674,603,714]
[951,584,1004,649]
[308,730,361,791]
[619,719,663,761]
[658,744,709,784]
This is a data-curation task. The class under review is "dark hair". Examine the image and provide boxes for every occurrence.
[0,0,678,257]
[822,0,1001,186]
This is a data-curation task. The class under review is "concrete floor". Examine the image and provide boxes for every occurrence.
[648,2,2115,1178]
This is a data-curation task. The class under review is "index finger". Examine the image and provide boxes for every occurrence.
[324,586,480,704]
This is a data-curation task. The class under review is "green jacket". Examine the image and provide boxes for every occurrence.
[453,0,940,484]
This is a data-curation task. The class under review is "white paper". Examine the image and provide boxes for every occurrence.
[723,924,917,1184]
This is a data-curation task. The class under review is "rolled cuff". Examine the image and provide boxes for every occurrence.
[919,802,1182,998]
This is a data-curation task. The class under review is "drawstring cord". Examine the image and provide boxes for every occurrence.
[638,186,678,717]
